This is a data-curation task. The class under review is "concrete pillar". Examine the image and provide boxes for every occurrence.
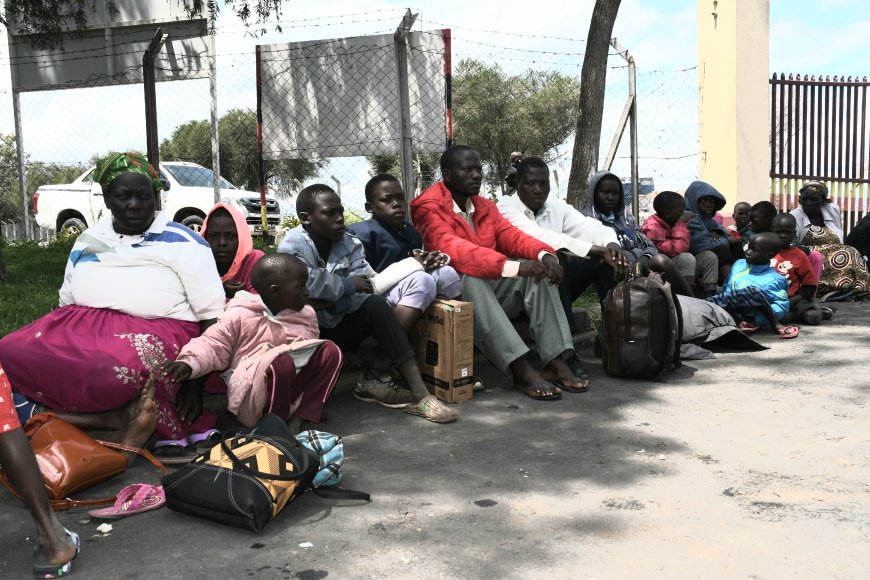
[697,0,769,209]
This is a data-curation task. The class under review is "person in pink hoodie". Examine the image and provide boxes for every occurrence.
[165,253,341,433]
[201,203,266,299]
[642,191,719,297]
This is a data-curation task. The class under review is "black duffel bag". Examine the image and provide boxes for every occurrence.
[161,414,366,532]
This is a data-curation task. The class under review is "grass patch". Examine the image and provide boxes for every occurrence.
[572,286,600,309]
[0,238,73,337]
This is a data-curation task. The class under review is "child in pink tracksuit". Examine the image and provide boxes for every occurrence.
[166,254,341,433]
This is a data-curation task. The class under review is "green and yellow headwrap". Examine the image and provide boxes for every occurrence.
[93,151,164,194]
[799,180,828,199]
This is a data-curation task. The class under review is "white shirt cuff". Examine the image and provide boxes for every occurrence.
[567,238,593,257]
[537,250,555,262]
[501,260,521,277]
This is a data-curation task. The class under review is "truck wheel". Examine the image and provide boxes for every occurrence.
[181,215,204,233]
[59,217,87,236]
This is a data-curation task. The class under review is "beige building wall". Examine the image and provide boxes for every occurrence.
[697,0,770,209]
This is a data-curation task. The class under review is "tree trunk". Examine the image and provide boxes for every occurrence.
[566,0,622,209]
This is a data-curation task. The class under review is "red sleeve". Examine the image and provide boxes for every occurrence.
[795,250,818,287]
[412,202,510,279]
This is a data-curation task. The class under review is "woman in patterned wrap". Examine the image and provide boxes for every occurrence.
[0,152,226,461]
[790,180,869,295]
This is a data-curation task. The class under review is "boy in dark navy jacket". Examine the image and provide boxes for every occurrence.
[348,174,461,335]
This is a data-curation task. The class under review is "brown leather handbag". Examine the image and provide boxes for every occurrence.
[0,412,168,510]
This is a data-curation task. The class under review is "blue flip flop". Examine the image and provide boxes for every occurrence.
[33,528,79,579]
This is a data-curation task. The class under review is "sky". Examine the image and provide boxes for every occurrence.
[0,0,866,212]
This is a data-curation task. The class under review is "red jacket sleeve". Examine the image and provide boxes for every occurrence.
[795,251,818,287]
[412,202,512,279]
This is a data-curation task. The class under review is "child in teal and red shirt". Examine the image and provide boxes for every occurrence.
[771,213,823,325]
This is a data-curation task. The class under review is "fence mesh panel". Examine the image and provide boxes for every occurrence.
[0,12,700,236]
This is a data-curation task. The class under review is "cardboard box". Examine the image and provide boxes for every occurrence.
[414,299,474,403]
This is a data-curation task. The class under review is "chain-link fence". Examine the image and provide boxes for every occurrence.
[256,28,448,217]
[0,9,700,236]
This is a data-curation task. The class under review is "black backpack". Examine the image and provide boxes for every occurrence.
[599,273,682,380]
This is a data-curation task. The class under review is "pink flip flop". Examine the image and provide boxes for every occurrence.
[88,484,166,519]
[777,325,800,339]
[738,320,760,333]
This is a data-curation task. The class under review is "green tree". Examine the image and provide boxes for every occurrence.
[27,162,87,198]
[1,1,284,49]
[451,59,580,195]
[0,135,82,280]
[160,108,324,198]
[0,133,17,279]
[367,61,579,197]
[366,153,441,194]
[0,137,83,223]
[0,134,21,224]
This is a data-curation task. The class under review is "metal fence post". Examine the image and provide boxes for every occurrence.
[11,90,29,240]
[209,34,221,204]
[628,51,639,218]
[394,9,418,211]
[603,39,639,217]
[143,29,167,209]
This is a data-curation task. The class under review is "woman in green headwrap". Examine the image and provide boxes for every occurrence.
[0,152,226,463]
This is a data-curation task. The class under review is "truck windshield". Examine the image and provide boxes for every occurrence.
[164,165,236,189]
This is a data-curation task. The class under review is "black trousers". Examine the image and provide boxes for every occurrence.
[319,294,416,366]
[557,251,617,334]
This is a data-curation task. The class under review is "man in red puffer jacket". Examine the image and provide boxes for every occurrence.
[410,145,587,400]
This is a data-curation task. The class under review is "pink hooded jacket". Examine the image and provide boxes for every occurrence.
[201,202,266,297]
[175,291,324,426]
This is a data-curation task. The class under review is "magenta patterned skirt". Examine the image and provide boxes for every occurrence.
[0,305,214,439]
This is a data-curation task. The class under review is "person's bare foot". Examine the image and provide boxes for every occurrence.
[509,358,562,400]
[119,374,158,465]
[38,522,76,566]
[541,358,589,392]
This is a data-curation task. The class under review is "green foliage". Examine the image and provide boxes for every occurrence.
[452,59,580,194]
[365,153,442,193]
[279,210,364,233]
[2,1,282,50]
[0,134,22,222]
[159,108,325,197]
[0,1,107,50]
[344,210,367,226]
[0,133,86,222]
[178,0,285,35]
[367,61,579,196]
[280,214,301,231]
[0,237,74,337]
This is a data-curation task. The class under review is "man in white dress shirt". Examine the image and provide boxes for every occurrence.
[497,156,628,334]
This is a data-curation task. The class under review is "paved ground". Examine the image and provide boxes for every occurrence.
[2,303,869,579]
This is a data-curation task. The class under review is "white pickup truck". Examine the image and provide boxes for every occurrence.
[33,161,281,236]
